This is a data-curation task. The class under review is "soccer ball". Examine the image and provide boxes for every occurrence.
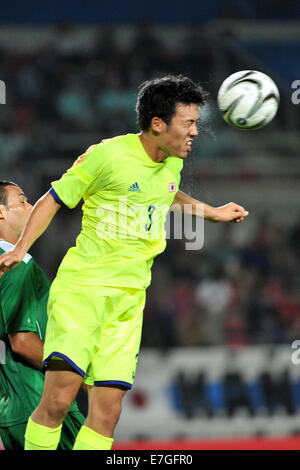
[217,70,280,130]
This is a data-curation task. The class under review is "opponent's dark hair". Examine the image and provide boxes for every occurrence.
[0,181,18,206]
[136,74,208,131]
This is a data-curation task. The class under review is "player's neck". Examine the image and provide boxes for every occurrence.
[139,132,168,163]
[0,227,19,245]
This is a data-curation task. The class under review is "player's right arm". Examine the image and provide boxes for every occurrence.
[9,331,44,370]
[0,192,61,275]
[0,142,109,275]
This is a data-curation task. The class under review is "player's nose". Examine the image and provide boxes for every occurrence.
[190,123,198,137]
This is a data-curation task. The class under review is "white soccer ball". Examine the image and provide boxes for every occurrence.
[217,70,280,130]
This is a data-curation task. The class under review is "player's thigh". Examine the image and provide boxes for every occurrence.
[87,386,127,417]
[40,363,83,408]
[87,287,146,388]
[0,423,26,450]
[45,281,111,376]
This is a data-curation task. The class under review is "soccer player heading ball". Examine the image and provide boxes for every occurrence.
[0,75,249,450]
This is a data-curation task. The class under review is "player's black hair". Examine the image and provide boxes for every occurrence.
[136,74,208,131]
[0,181,18,206]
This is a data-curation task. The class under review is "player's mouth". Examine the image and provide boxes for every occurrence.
[186,140,193,152]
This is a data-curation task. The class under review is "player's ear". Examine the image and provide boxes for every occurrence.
[0,204,7,221]
[150,116,167,135]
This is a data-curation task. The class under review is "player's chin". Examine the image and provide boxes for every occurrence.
[176,150,189,159]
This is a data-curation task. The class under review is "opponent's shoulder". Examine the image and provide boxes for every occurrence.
[0,241,34,287]
[0,241,32,266]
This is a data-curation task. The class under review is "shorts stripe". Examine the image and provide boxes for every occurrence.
[94,380,132,389]
[42,352,86,378]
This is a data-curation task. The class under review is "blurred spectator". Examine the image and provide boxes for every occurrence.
[56,75,94,130]
[195,266,235,344]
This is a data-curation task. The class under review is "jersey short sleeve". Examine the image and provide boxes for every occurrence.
[51,142,112,209]
[0,260,41,335]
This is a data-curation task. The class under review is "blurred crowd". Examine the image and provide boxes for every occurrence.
[1,21,299,349]
[0,22,215,174]
[144,217,300,348]
[0,19,298,175]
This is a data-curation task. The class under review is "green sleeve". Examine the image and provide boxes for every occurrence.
[0,260,40,334]
[51,142,112,209]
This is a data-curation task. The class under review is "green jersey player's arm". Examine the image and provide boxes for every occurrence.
[172,190,249,223]
[9,331,43,370]
[1,260,47,370]
[0,192,61,274]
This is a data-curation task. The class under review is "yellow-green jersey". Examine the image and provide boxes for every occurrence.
[50,133,183,289]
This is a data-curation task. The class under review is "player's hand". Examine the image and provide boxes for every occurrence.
[213,202,249,223]
[0,250,24,276]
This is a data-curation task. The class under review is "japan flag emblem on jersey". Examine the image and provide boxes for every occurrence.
[169,183,176,192]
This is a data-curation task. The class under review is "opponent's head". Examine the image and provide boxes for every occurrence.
[136,75,207,159]
[0,181,32,244]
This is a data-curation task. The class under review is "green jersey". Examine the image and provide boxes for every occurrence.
[51,133,183,289]
[0,241,79,426]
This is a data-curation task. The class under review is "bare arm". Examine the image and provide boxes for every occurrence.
[9,331,43,370]
[0,192,61,274]
[172,190,249,223]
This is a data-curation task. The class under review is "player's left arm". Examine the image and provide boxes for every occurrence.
[172,190,249,223]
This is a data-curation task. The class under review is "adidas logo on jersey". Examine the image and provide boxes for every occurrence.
[128,182,141,192]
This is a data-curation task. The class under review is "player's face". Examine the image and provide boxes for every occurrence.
[158,103,200,159]
[3,185,32,236]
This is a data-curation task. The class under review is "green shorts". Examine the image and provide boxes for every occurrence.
[43,280,146,389]
[0,412,84,450]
